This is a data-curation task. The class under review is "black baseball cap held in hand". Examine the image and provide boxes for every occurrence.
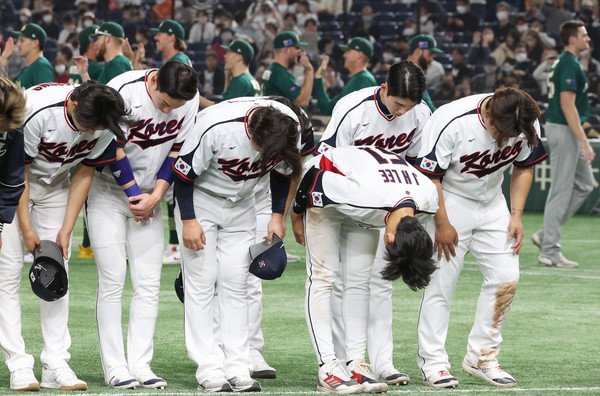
[29,240,68,302]
[249,234,287,280]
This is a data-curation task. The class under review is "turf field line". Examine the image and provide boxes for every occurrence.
[74,387,600,395]
[463,262,600,280]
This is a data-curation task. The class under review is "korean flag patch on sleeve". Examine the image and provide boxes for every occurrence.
[311,192,323,207]
[175,158,192,175]
[420,158,438,172]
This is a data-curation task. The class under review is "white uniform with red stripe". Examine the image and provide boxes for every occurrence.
[0,83,117,374]
[298,146,437,368]
[413,94,547,379]
[85,69,199,384]
[317,86,432,377]
[172,97,299,384]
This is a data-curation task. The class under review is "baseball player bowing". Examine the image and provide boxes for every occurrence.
[0,78,26,251]
[414,87,547,388]
[317,60,431,385]
[0,81,130,391]
[291,146,438,394]
[173,97,302,392]
[85,61,199,389]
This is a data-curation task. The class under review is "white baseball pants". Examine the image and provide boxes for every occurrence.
[86,177,164,382]
[176,189,255,384]
[0,177,72,372]
[417,191,519,379]
[304,207,379,365]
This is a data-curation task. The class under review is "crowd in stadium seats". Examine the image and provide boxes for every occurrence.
[1,0,600,135]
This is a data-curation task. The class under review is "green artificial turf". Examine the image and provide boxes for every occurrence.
[1,213,599,395]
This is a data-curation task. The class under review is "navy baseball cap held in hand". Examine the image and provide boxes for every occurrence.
[249,234,287,280]
[29,240,68,302]
[174,269,184,303]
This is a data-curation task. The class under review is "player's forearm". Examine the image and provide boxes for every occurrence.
[295,69,314,108]
[199,95,215,108]
[562,100,588,144]
[509,166,533,217]
[16,165,32,232]
[283,178,300,218]
[432,178,451,226]
[61,165,94,234]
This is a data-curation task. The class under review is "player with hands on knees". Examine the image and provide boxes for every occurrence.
[414,87,547,389]
[291,146,438,394]
[0,80,131,392]
[85,61,199,390]
[172,97,301,393]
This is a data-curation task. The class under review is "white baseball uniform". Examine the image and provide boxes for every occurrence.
[85,70,199,383]
[298,146,438,367]
[0,83,117,373]
[172,97,299,384]
[316,86,431,376]
[413,94,547,379]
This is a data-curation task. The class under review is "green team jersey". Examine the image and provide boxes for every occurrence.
[547,51,589,124]
[422,90,436,113]
[15,56,55,89]
[223,73,261,100]
[313,69,376,115]
[68,59,104,84]
[97,54,132,84]
[169,52,192,67]
[262,62,300,100]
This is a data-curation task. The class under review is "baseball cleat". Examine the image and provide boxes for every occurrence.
[227,376,261,392]
[41,366,87,391]
[198,376,233,392]
[538,253,578,268]
[348,359,388,393]
[423,370,459,388]
[135,368,167,389]
[108,368,139,389]
[251,350,277,379]
[461,361,516,388]
[317,359,364,394]
[10,368,40,391]
[78,244,94,259]
[378,369,410,385]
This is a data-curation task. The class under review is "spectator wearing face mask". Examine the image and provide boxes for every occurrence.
[16,8,32,31]
[494,2,515,44]
[295,0,318,30]
[447,0,480,33]
[467,27,497,66]
[54,46,72,83]
[79,10,96,31]
[512,43,541,98]
[471,56,499,93]
[189,9,216,44]
[36,10,60,40]
[211,28,235,64]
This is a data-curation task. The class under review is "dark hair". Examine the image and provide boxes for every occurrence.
[247,106,301,179]
[284,12,297,22]
[174,37,188,52]
[386,61,427,104]
[156,60,198,101]
[0,78,26,131]
[560,20,585,46]
[489,87,540,147]
[70,80,131,141]
[381,216,436,291]
[266,96,311,139]
[59,46,73,62]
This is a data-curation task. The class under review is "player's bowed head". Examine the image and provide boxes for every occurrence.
[246,105,302,179]
[0,78,26,131]
[68,80,133,140]
[482,87,541,147]
[381,208,436,291]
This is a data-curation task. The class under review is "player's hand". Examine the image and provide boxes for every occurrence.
[315,55,329,78]
[434,221,458,261]
[182,219,206,251]
[122,38,134,61]
[507,216,524,254]
[128,193,159,221]
[582,141,596,164]
[55,228,71,259]
[0,37,15,63]
[22,228,41,255]
[134,42,145,65]
[299,51,313,72]
[266,213,285,243]
[73,56,89,75]
[291,212,305,245]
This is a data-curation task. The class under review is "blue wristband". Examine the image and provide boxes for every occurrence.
[157,156,176,184]
[124,184,143,198]
[109,157,136,186]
